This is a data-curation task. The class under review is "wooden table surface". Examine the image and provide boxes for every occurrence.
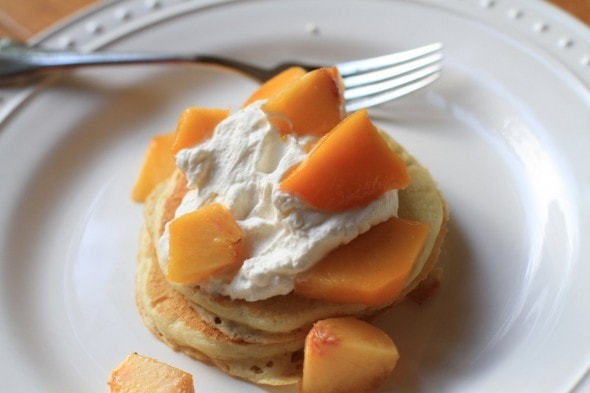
[0,0,588,41]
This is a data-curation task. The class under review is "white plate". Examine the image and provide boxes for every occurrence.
[1,0,589,391]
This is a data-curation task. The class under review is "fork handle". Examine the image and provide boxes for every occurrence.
[0,38,264,83]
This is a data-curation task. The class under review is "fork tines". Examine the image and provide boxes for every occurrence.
[337,43,443,112]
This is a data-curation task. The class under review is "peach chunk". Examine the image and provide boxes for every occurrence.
[263,67,344,137]
[242,66,306,107]
[280,109,410,212]
[167,203,245,285]
[131,132,176,203]
[109,353,194,393]
[294,217,430,306]
[171,107,229,154]
[300,317,399,393]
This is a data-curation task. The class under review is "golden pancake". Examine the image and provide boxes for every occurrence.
[136,227,305,385]
[141,132,448,333]
[135,129,448,385]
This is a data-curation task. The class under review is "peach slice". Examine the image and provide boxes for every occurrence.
[294,217,430,306]
[131,132,177,203]
[300,317,399,393]
[167,203,245,285]
[242,66,306,107]
[109,353,194,393]
[280,109,410,212]
[263,67,344,137]
[171,107,229,154]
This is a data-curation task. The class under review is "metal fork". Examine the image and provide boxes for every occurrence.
[0,38,442,112]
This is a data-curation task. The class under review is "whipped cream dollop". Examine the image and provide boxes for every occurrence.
[159,101,399,301]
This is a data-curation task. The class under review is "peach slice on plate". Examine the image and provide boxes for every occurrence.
[242,66,307,107]
[294,217,430,306]
[171,107,229,154]
[131,132,177,203]
[263,67,344,137]
[166,202,245,285]
[109,353,194,393]
[300,317,399,393]
[280,109,410,212]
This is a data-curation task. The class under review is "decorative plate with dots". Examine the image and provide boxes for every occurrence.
[1,1,589,393]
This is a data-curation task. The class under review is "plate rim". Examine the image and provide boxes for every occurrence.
[1,0,589,391]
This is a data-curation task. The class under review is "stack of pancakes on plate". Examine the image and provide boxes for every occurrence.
[135,131,448,385]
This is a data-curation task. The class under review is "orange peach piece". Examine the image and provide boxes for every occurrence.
[300,317,399,393]
[131,132,177,203]
[263,67,344,137]
[294,217,430,306]
[108,353,194,393]
[166,203,245,285]
[280,109,410,212]
[242,66,306,107]
[171,107,229,154]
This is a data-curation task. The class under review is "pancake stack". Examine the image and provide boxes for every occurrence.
[135,129,448,385]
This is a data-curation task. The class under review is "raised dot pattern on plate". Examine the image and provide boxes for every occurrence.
[39,0,590,68]
[476,0,590,67]
[1,0,589,120]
